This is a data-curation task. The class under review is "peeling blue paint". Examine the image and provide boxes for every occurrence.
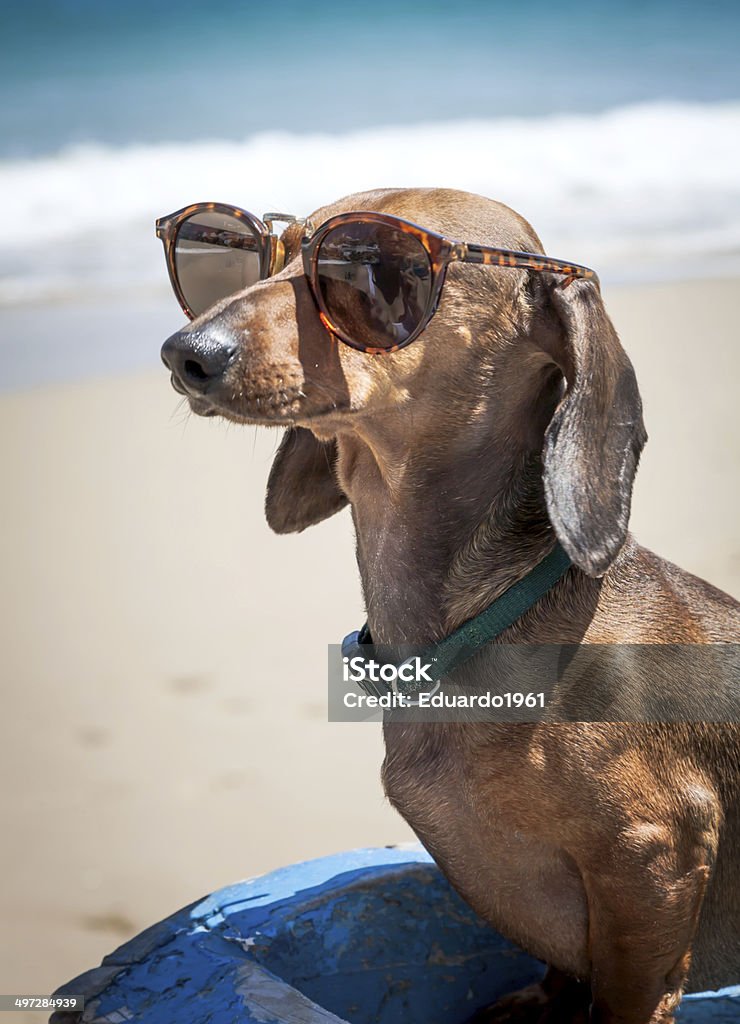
[53,846,740,1023]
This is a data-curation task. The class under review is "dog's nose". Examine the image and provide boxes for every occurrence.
[161,329,237,394]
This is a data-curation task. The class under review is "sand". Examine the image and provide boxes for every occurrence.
[0,276,738,1009]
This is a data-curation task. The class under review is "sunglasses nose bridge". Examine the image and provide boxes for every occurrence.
[271,237,286,275]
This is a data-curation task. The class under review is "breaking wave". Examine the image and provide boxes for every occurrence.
[2,100,739,306]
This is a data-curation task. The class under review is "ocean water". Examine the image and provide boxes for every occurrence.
[0,0,739,384]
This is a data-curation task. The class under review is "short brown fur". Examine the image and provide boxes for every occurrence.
[161,188,740,1024]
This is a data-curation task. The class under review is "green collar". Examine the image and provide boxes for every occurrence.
[341,542,571,698]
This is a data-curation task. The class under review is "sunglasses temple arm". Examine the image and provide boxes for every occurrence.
[455,243,599,285]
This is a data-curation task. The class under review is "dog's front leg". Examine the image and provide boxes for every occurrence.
[583,846,713,1024]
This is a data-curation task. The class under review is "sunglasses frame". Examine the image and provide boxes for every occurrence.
[300,212,450,355]
[156,203,292,320]
[156,203,599,354]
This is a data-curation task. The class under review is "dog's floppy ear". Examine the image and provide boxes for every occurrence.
[542,279,647,577]
[266,427,348,534]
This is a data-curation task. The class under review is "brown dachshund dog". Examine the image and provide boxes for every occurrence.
[161,189,740,1023]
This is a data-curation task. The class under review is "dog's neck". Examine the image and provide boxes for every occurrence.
[334,360,564,645]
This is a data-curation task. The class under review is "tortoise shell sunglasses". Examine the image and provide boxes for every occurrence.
[155,202,599,355]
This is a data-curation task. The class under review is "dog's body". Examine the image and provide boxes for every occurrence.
[381,544,740,994]
[162,188,740,1023]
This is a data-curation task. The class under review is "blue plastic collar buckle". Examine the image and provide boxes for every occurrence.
[341,628,390,699]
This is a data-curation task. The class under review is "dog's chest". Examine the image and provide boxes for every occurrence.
[381,722,591,977]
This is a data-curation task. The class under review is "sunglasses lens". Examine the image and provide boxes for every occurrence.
[315,222,432,350]
[173,211,263,316]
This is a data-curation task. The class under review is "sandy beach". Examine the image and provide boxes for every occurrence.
[0,276,738,1008]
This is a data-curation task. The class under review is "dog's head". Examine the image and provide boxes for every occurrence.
[161,188,646,577]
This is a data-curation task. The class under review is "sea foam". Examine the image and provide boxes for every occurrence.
[1,101,739,306]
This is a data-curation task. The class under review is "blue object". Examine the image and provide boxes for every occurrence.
[54,846,740,1023]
